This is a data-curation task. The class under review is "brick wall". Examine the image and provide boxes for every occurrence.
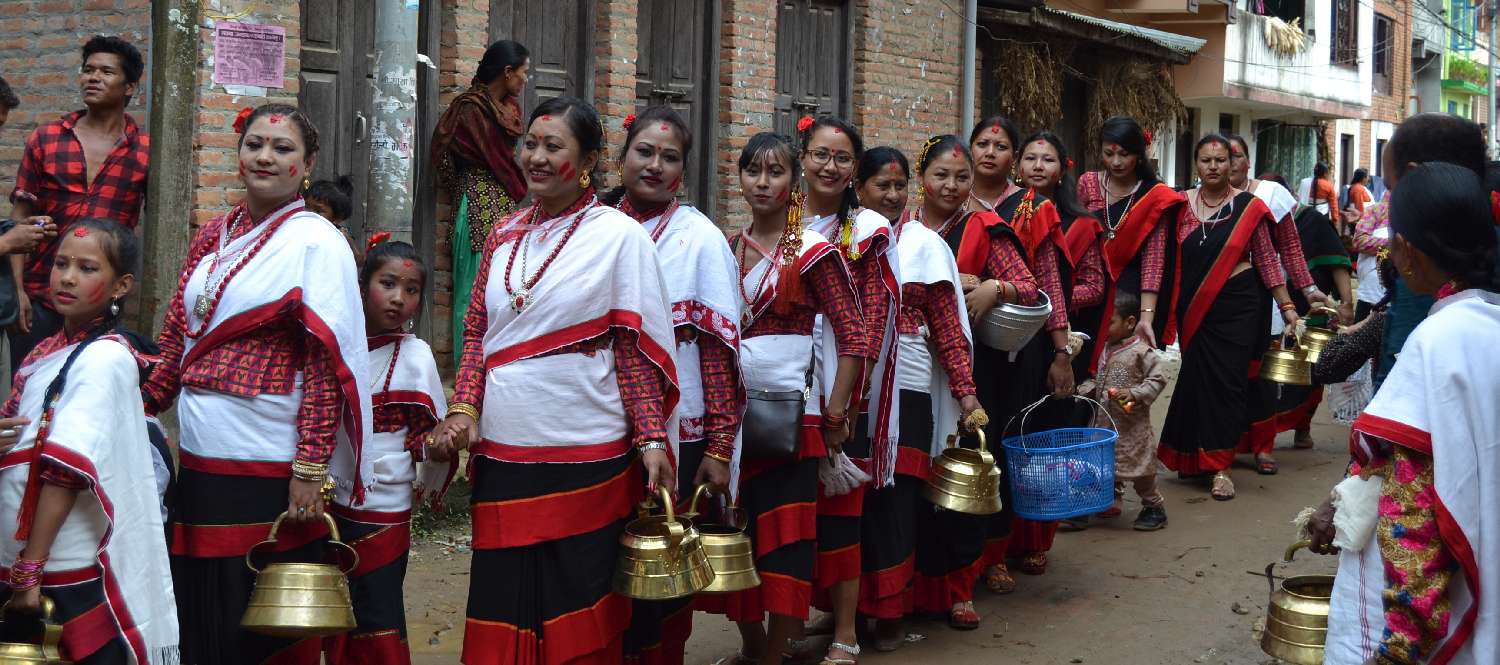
[851,1,964,157]
[0,0,151,196]
[594,0,638,178]
[1363,0,1411,169]
[191,2,302,229]
[713,0,779,228]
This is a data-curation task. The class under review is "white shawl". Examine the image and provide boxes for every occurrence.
[894,220,972,458]
[641,205,741,443]
[1325,290,1500,665]
[343,334,451,518]
[476,202,679,464]
[808,208,903,486]
[0,337,178,664]
[177,201,374,505]
[1252,178,1299,224]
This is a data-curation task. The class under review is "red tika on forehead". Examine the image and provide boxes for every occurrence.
[832,128,842,134]
[402,259,414,268]
[952,146,963,157]
[886,162,901,173]
[990,122,1003,134]
[541,114,552,122]
[269,114,284,124]
[72,226,89,238]
[660,123,670,131]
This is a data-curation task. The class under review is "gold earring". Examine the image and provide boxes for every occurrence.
[302,178,311,192]
[580,171,592,189]
[916,182,925,204]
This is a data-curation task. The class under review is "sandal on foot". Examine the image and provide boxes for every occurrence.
[1019,552,1048,575]
[949,603,981,630]
[819,641,861,665]
[1211,472,1236,501]
[984,563,1016,594]
[1255,456,1279,475]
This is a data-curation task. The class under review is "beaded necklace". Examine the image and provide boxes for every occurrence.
[502,197,597,313]
[368,336,402,394]
[619,195,679,243]
[736,230,781,328]
[186,203,302,339]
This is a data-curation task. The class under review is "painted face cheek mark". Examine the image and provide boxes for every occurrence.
[668,175,682,191]
[239,163,246,177]
[289,165,297,177]
[776,189,789,203]
[558,161,575,180]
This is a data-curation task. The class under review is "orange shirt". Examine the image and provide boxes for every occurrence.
[1350,183,1372,215]
[1313,179,1338,222]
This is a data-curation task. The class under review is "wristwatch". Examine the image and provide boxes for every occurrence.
[638,440,668,453]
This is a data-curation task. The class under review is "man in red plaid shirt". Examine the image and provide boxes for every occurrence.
[7,35,149,370]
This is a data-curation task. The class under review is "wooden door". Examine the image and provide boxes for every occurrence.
[774,0,850,136]
[299,0,375,237]
[636,0,714,211]
[489,0,595,111]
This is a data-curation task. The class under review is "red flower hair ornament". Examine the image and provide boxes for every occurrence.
[232,107,255,134]
[367,231,392,252]
[1067,158,1075,171]
[623,114,636,131]
[1143,129,1154,148]
[797,115,815,133]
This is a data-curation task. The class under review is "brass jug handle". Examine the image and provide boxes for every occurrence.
[658,486,686,549]
[944,433,957,450]
[974,429,988,453]
[1284,539,1312,563]
[245,511,359,575]
[687,483,714,517]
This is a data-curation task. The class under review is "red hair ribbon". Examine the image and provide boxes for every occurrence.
[623,114,636,131]
[232,107,255,134]
[1143,129,1154,148]
[367,231,392,252]
[797,116,815,133]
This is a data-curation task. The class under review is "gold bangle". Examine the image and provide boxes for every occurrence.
[291,459,329,479]
[703,451,733,463]
[448,402,479,420]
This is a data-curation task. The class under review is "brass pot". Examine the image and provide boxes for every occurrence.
[613,487,715,600]
[1260,336,1312,386]
[923,429,1002,515]
[1259,540,1334,665]
[1299,326,1336,363]
[684,485,760,594]
[0,598,67,664]
[241,512,359,638]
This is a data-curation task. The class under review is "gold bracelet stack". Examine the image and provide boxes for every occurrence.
[291,459,329,482]
[449,402,480,420]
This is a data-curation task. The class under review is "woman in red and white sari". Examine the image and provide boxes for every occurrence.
[717,132,866,665]
[143,104,372,665]
[437,97,678,665]
[1321,162,1500,665]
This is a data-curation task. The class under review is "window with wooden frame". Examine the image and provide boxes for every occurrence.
[1331,0,1359,67]
[1374,14,1393,94]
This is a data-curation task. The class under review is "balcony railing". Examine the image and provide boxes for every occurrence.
[1222,8,1371,107]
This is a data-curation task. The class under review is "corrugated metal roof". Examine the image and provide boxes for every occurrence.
[1041,7,1208,56]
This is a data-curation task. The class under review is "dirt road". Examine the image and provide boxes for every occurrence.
[405,385,1348,664]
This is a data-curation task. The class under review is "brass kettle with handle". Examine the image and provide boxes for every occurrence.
[241,512,359,638]
[0,597,68,664]
[924,429,1002,515]
[1298,305,1340,363]
[613,487,715,600]
[1260,332,1313,386]
[1259,540,1334,665]
[683,484,760,594]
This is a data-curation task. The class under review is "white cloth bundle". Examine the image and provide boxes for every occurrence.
[819,451,872,497]
[1330,474,1383,552]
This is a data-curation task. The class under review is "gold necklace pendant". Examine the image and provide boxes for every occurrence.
[194,294,211,318]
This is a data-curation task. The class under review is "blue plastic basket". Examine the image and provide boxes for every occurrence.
[1001,397,1118,521]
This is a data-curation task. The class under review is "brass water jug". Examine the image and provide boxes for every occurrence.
[0,598,67,664]
[1259,541,1334,665]
[923,429,1002,515]
[241,512,359,638]
[684,485,760,594]
[1260,334,1313,386]
[613,487,714,600]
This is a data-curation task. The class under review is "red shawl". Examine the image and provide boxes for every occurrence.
[431,87,528,200]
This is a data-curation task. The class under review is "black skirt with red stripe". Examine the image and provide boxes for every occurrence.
[170,463,331,665]
[323,517,412,665]
[463,454,638,665]
[980,332,1050,567]
[0,574,132,663]
[701,421,823,622]
[813,413,871,605]
[857,390,932,619]
[622,439,707,665]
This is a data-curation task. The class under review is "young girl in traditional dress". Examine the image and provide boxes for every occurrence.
[719,132,866,665]
[436,97,678,665]
[793,116,899,665]
[855,146,986,649]
[1,218,178,663]
[323,237,450,665]
[604,106,742,665]
[143,103,372,665]
[1077,291,1168,530]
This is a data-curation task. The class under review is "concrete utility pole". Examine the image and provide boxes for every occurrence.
[961,0,978,134]
[141,0,200,333]
[367,0,420,239]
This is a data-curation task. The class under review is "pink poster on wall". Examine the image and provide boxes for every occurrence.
[213,21,286,89]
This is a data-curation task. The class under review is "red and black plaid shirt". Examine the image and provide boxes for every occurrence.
[897,282,977,399]
[10,110,150,302]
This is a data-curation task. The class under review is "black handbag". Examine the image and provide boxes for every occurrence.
[0,220,18,329]
[741,348,816,460]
